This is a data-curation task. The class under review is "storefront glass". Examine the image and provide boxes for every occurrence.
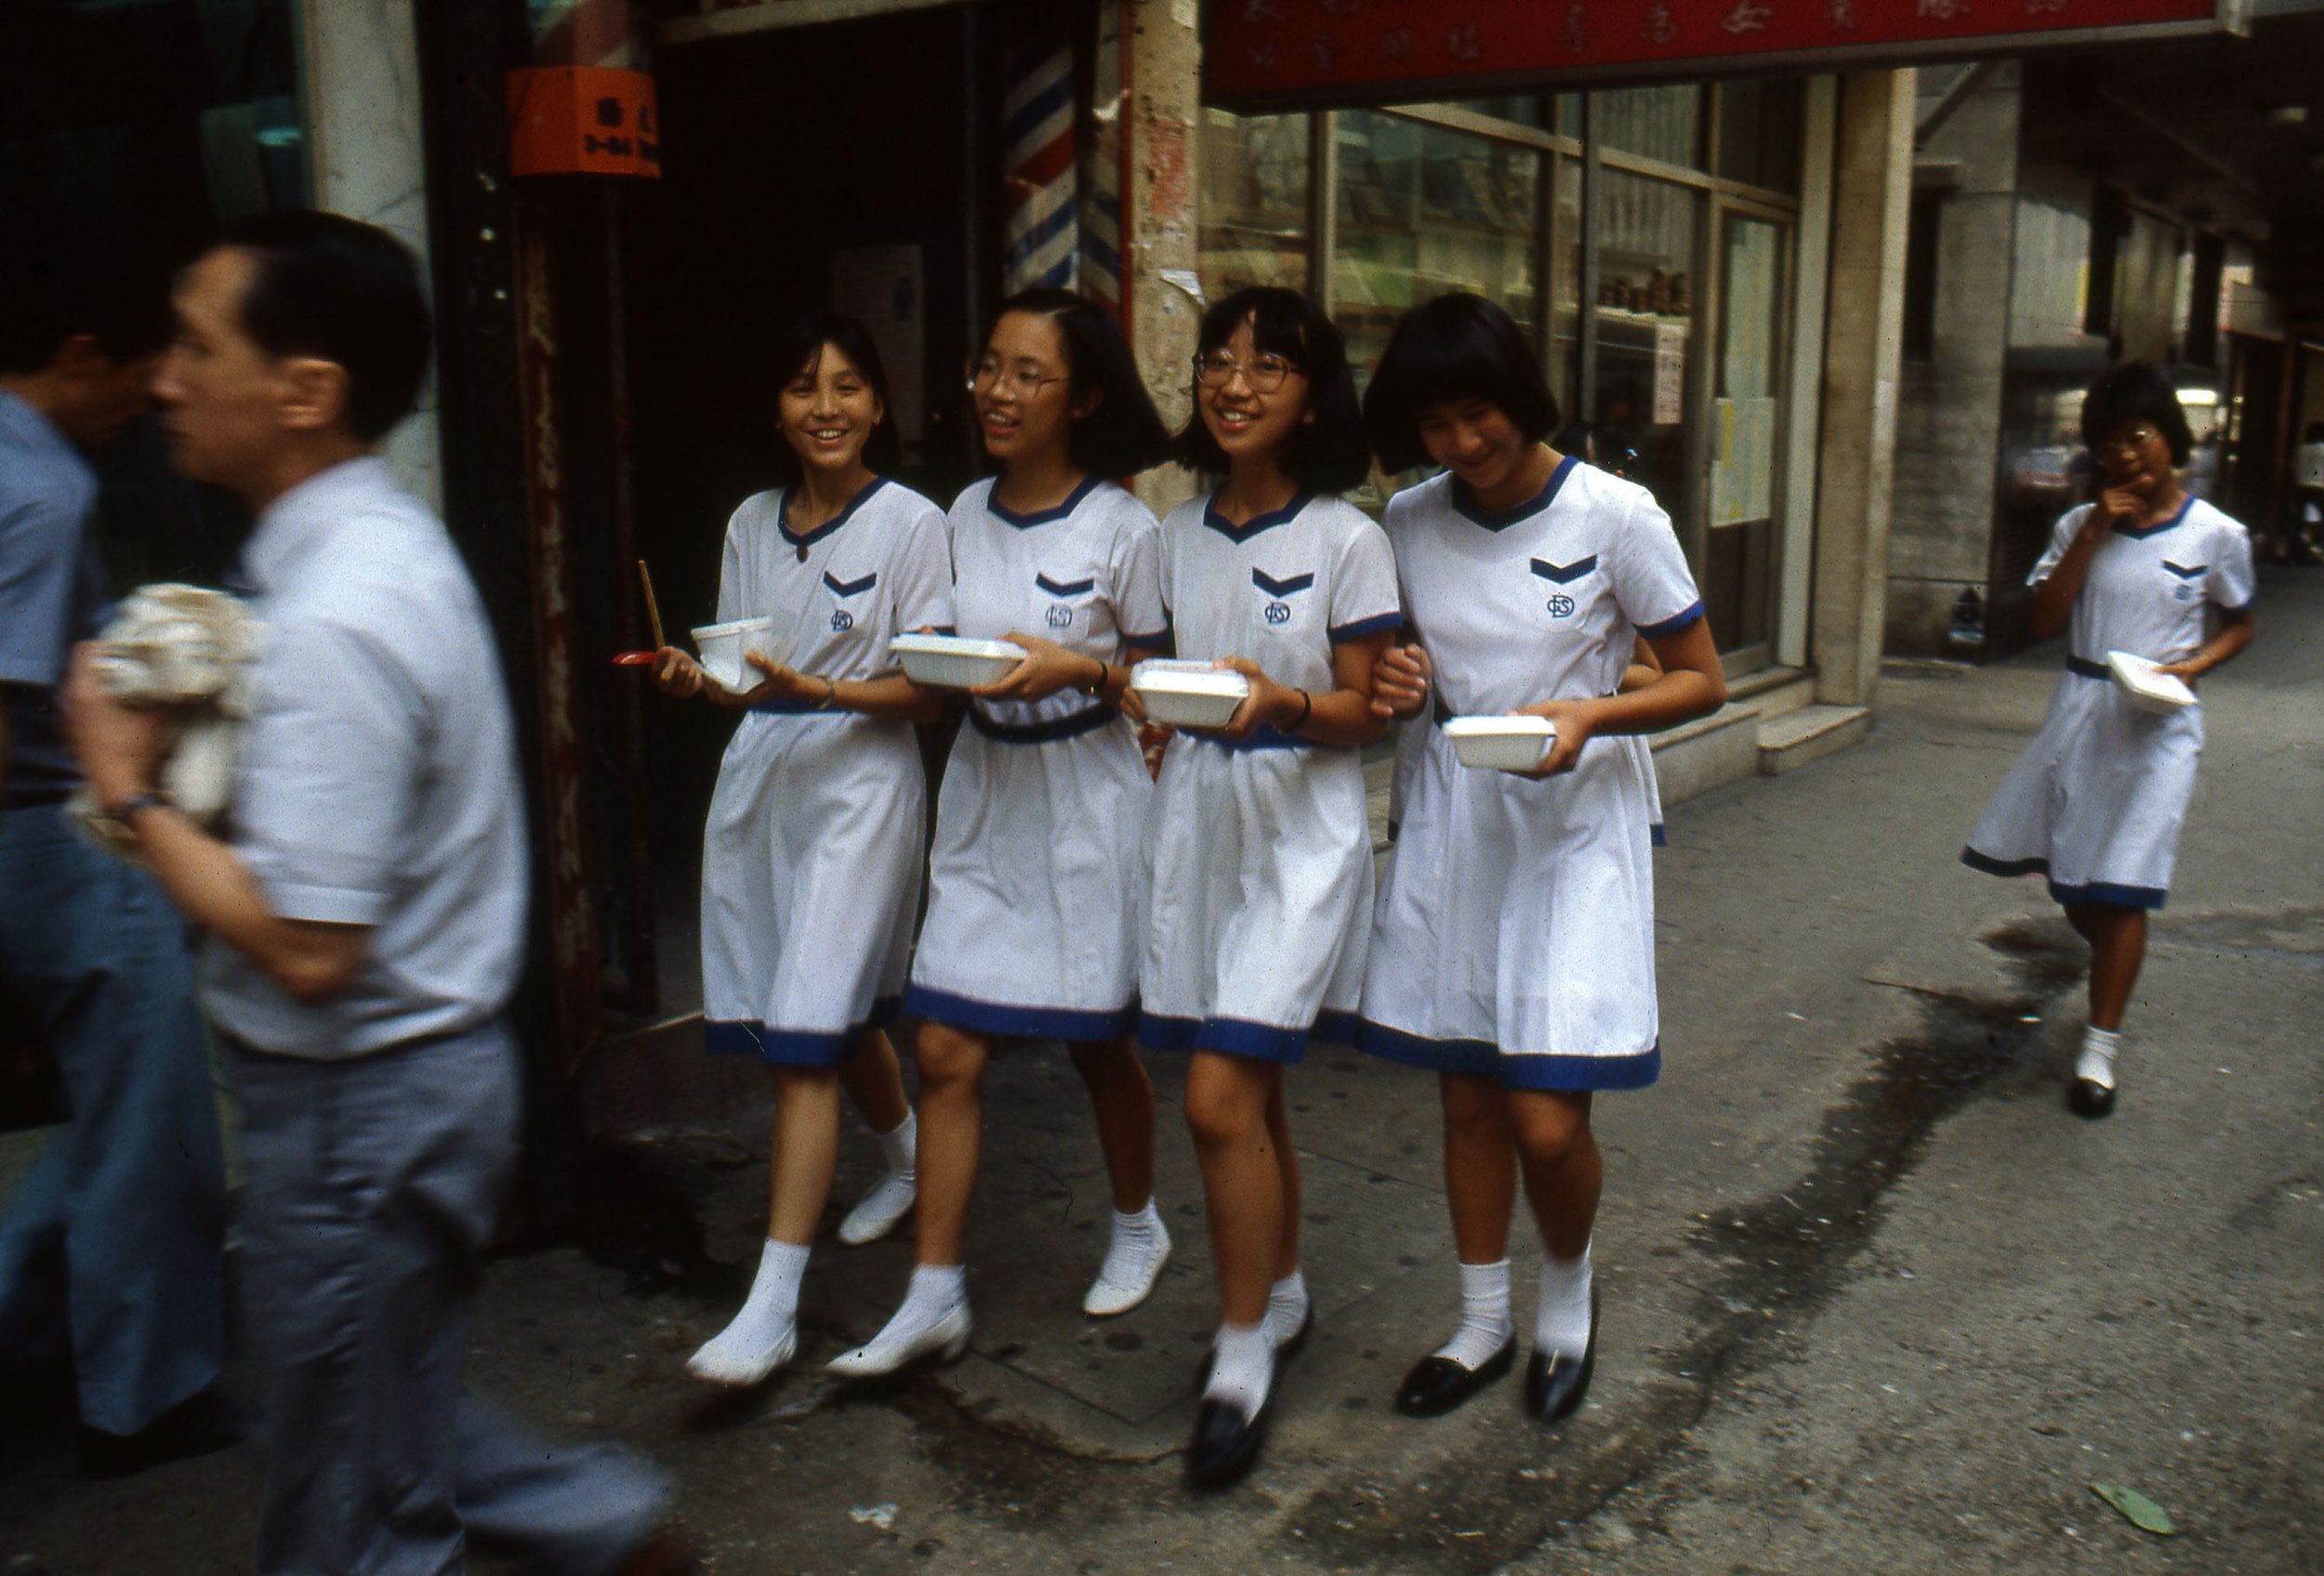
[1332,110,1541,386]
[1598,85,1702,168]
[1197,109,1311,294]
[1591,168,1698,524]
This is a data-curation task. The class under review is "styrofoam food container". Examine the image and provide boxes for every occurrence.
[1442,714,1557,772]
[1129,659,1250,729]
[892,633,1027,690]
[691,617,789,692]
[2106,650,2195,714]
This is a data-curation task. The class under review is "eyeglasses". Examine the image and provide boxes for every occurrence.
[967,359,1067,398]
[2094,425,2163,457]
[1195,351,1299,393]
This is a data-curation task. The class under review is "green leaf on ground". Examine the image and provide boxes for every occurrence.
[2090,1483,2177,1536]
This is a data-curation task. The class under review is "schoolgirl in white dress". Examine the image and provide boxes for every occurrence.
[1963,363,2254,1116]
[1141,286,1401,1488]
[827,289,1180,1381]
[1354,294,1727,1427]
[651,314,954,1386]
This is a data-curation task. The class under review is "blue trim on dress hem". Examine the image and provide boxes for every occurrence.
[1961,848,2166,910]
[1351,1017,1662,1090]
[705,996,900,1066]
[1137,1011,1312,1064]
[903,985,1137,1043]
[1650,822,1667,847]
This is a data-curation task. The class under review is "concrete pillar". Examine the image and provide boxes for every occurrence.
[1810,68,1914,709]
[300,0,441,510]
[1124,0,1201,520]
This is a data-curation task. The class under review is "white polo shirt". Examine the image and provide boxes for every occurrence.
[201,457,527,1058]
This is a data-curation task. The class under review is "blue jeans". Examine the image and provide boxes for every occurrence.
[231,1023,669,1576]
[0,801,226,1435]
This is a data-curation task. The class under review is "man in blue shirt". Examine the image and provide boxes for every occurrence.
[66,213,680,1573]
[0,260,230,1473]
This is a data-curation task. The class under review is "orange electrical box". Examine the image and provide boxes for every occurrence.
[508,66,660,179]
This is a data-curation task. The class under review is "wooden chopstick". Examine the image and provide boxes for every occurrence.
[637,560,666,650]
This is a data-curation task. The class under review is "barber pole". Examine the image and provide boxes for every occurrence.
[1079,8,1124,316]
[1003,40,1078,295]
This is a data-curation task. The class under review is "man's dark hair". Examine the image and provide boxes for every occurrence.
[217,210,431,444]
[0,251,174,376]
[1363,293,1561,475]
[764,311,904,484]
[2080,361,2193,466]
[1175,285,1370,495]
[993,287,1174,478]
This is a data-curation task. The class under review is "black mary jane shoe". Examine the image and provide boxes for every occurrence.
[1185,1395,1270,1490]
[2067,1078,2117,1119]
[1523,1295,1599,1426]
[1394,1338,1515,1418]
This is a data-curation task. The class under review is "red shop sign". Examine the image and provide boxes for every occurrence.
[1205,0,2248,113]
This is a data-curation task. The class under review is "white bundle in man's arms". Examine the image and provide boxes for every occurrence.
[70,583,263,859]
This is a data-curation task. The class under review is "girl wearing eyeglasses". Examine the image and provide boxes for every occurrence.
[1352,293,1725,1430]
[826,289,1179,1381]
[1141,285,1399,1488]
[650,313,953,1387]
[1963,362,2254,1116]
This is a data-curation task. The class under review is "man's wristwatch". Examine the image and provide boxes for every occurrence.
[106,788,172,822]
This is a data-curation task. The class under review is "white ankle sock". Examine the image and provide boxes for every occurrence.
[1265,1270,1310,1348]
[877,1109,918,1179]
[1204,1321,1274,1416]
[1433,1258,1513,1371]
[905,1261,965,1312]
[2076,1026,2120,1091]
[1536,1242,1593,1357]
[692,1237,808,1376]
[1098,1201,1163,1278]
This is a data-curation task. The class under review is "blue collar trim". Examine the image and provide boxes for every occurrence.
[1201,489,1314,543]
[2112,495,2193,539]
[990,473,1104,528]
[1453,454,1576,531]
[779,476,889,553]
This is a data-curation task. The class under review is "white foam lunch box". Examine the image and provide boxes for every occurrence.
[1129,659,1250,729]
[1442,713,1557,772]
[891,633,1027,690]
[2106,650,2195,714]
[691,617,789,693]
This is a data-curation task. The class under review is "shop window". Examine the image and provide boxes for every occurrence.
[1903,187,1946,364]
[1439,96,1546,128]
[2182,232,2223,368]
[1197,109,1312,296]
[1596,85,1703,169]
[1331,110,1541,391]
[1715,79,1802,195]
[1590,168,1698,525]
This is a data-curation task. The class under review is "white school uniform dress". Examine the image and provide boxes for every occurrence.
[1354,458,1703,1091]
[905,476,1169,1040]
[699,478,954,1065]
[1137,489,1402,1063]
[1963,496,2254,909]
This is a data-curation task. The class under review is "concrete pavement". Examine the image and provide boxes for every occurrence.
[3,570,2316,1574]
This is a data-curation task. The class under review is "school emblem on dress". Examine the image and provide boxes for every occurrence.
[823,569,876,631]
[1531,556,1593,618]
[1037,573,1091,629]
[2161,561,2203,603]
[1252,567,1313,627]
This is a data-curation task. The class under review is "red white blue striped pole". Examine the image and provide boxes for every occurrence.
[1003,41,1078,295]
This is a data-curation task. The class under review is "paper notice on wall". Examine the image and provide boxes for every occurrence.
[1651,322,1686,427]
[831,245,925,446]
[1711,396,1777,526]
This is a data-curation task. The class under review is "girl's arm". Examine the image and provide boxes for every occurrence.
[728,653,944,722]
[2028,494,2137,642]
[1515,616,1726,777]
[2157,606,2252,684]
[1214,629,1394,749]
[972,631,1142,709]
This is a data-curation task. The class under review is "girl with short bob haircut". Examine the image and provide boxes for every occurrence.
[1142,285,1401,1487]
[1354,292,1726,1430]
[651,311,954,1388]
[827,288,1180,1381]
[1962,361,2253,1116]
